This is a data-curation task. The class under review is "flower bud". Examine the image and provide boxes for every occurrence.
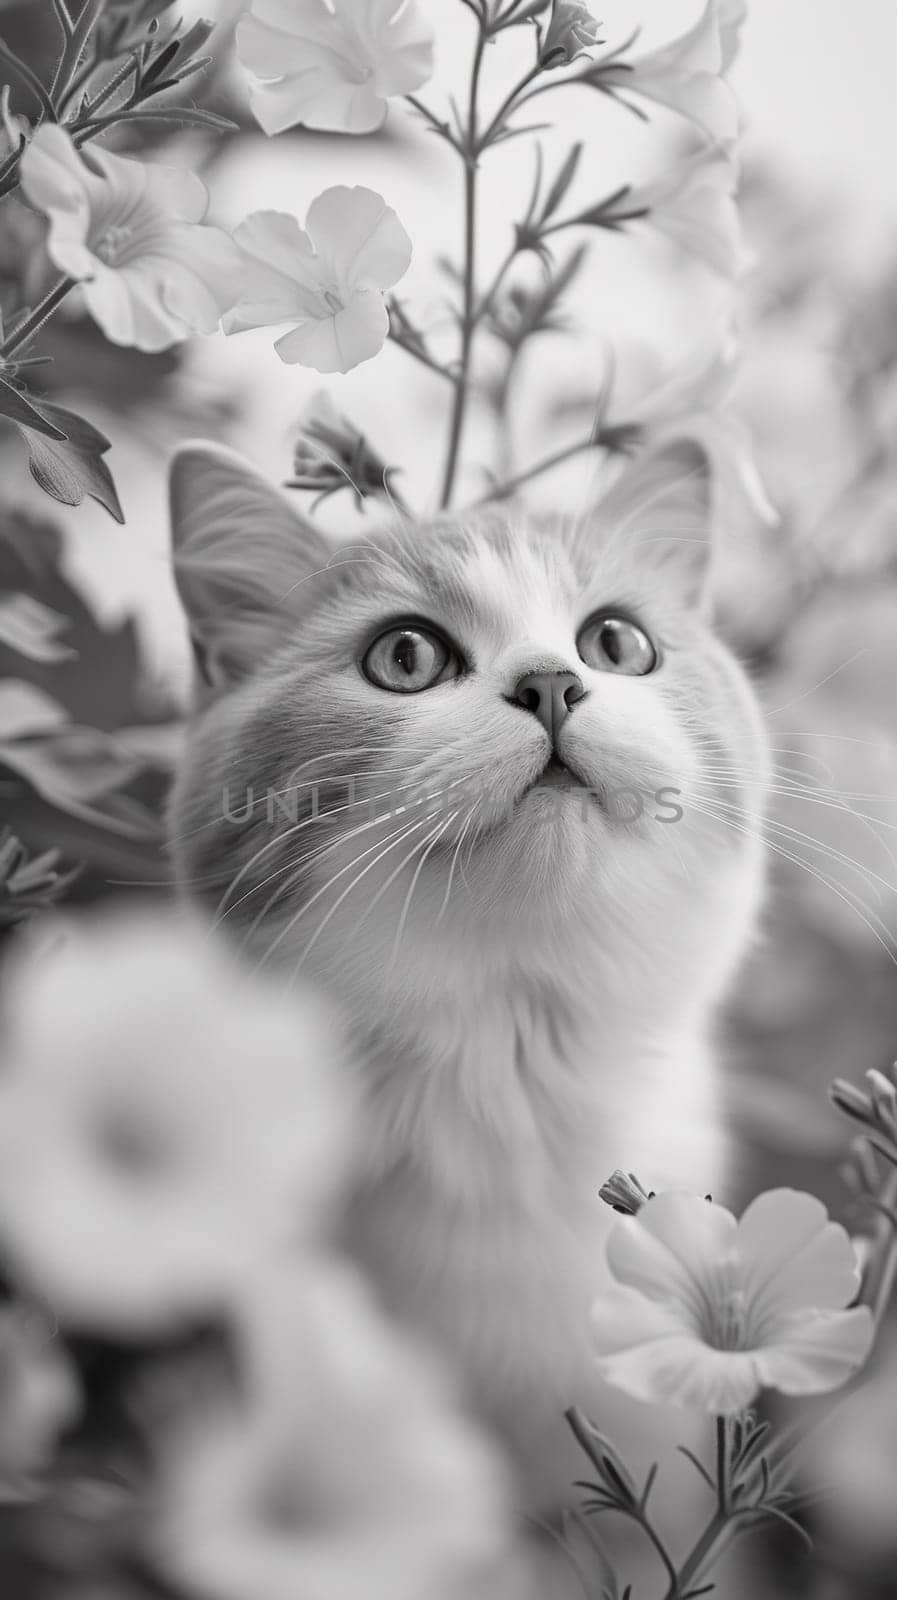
[598,1169,654,1215]
[539,0,602,67]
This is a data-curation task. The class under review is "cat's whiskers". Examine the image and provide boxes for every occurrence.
[254,809,438,976]
[435,800,483,925]
[239,774,474,938]
[254,781,473,976]
[386,812,460,972]
[692,759,897,872]
[685,794,897,964]
[284,806,453,986]
[165,741,439,853]
[214,767,466,922]
[691,783,897,903]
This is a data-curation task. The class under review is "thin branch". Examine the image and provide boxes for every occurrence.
[386,324,459,385]
[51,0,74,39]
[71,52,139,121]
[439,14,489,507]
[0,276,77,358]
[0,36,56,121]
[404,93,463,152]
[51,0,104,104]
[472,431,610,504]
[73,105,237,139]
[476,61,543,151]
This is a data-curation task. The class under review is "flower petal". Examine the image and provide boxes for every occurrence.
[737,1188,863,1324]
[755,1307,874,1397]
[274,290,388,373]
[305,185,412,291]
[248,71,388,137]
[606,1192,736,1315]
[224,211,321,334]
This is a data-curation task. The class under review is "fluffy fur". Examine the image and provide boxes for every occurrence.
[167,442,769,1508]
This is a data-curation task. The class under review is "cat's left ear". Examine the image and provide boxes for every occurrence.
[594,438,714,612]
[169,441,331,691]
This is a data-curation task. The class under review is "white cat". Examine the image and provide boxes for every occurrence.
[167,440,769,1515]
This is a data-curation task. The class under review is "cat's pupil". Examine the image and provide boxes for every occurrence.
[601,623,623,664]
[394,635,418,675]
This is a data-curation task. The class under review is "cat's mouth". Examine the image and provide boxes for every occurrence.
[532,755,591,793]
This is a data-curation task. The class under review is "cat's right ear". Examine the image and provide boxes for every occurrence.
[169,442,331,691]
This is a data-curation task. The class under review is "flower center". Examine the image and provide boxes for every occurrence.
[323,289,345,313]
[334,18,377,83]
[94,224,133,267]
[706,1287,748,1351]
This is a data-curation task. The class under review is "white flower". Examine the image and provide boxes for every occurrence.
[595,0,746,148]
[236,0,434,136]
[153,1264,519,1600]
[0,908,351,1335]
[224,186,411,374]
[590,1188,874,1413]
[0,1305,81,1499]
[19,124,244,353]
[625,146,744,278]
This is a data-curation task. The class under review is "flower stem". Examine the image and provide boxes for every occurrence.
[0,277,77,360]
[50,0,104,105]
[386,322,459,385]
[404,93,463,152]
[660,1418,734,1600]
[0,37,57,122]
[472,431,603,503]
[439,16,489,509]
[476,62,543,150]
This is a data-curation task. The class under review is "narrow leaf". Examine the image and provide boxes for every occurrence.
[542,142,583,221]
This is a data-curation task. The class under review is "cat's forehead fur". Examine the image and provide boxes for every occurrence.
[342,511,578,626]
[305,505,663,657]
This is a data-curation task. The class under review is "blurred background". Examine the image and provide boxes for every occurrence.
[1,2,896,1596]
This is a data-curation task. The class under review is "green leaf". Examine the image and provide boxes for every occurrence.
[15,399,124,522]
[0,375,68,440]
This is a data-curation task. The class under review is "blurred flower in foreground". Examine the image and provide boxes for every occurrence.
[0,909,351,1335]
[225,187,411,373]
[624,146,743,277]
[0,1305,81,1500]
[154,1265,521,1600]
[590,0,746,148]
[236,0,434,136]
[19,126,243,352]
[590,1188,873,1412]
[540,1,601,67]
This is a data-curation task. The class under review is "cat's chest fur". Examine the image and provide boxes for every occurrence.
[330,936,728,1433]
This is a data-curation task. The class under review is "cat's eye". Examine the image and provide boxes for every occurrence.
[576,612,658,676]
[361,623,461,694]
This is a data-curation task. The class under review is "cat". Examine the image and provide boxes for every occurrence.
[166,439,769,1518]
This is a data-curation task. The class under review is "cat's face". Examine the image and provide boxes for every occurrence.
[168,445,768,1002]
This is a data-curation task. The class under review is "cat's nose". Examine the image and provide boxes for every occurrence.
[512,670,586,741]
